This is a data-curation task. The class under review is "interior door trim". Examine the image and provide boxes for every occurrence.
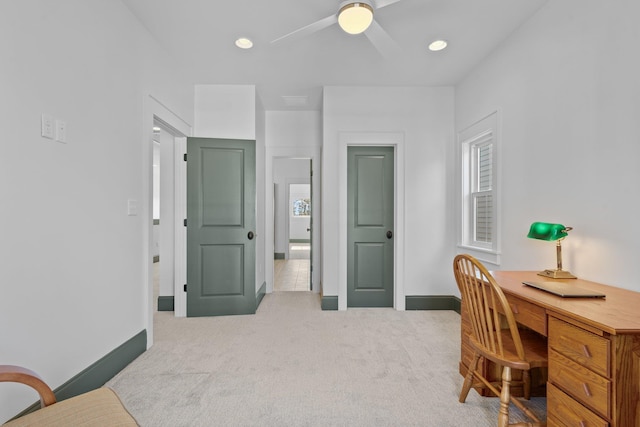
[338,131,405,311]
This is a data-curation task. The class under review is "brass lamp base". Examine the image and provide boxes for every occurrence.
[537,269,577,279]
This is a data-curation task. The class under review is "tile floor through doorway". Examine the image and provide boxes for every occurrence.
[274,243,310,292]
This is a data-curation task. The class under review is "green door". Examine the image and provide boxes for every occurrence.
[186,137,256,317]
[347,146,394,307]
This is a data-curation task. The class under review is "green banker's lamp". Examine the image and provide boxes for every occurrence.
[527,222,577,279]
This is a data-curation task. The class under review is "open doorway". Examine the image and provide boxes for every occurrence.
[144,96,192,345]
[273,158,312,292]
[152,121,178,312]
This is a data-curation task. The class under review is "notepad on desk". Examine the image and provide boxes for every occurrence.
[522,280,606,298]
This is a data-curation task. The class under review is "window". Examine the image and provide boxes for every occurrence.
[459,111,500,263]
[292,198,311,217]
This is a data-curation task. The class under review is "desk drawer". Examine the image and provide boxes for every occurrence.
[549,316,610,377]
[549,349,611,418]
[547,383,609,427]
[503,294,547,336]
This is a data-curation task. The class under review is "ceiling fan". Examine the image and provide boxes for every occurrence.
[270,0,403,57]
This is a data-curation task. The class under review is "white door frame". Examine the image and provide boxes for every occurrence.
[173,137,187,317]
[338,131,405,311]
[143,95,191,345]
[154,123,177,305]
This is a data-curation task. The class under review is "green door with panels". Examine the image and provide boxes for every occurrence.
[347,146,395,307]
[186,137,256,317]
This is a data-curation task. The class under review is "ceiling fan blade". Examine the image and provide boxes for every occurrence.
[271,14,338,44]
[374,0,403,9]
[364,20,399,58]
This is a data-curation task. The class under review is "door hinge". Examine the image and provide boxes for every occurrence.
[184,284,187,292]
[183,153,187,161]
[184,219,187,227]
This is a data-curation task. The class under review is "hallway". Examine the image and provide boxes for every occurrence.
[274,243,310,291]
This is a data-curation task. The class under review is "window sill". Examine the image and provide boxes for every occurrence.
[456,245,501,267]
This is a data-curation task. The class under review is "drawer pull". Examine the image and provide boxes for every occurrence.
[582,383,592,397]
[579,422,586,427]
[511,304,519,314]
[582,344,592,358]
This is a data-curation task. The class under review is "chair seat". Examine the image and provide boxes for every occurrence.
[4,387,138,427]
[470,329,548,371]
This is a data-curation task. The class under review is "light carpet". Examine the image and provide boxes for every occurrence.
[106,292,546,426]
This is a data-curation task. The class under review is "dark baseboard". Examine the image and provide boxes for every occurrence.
[405,296,461,314]
[158,287,266,312]
[14,330,147,419]
[256,281,266,309]
[158,296,175,311]
[274,253,285,260]
[289,239,310,244]
[321,296,338,310]
[320,296,461,312]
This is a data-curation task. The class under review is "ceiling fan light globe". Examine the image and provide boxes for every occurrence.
[338,2,374,35]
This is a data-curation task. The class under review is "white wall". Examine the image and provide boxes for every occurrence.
[323,86,455,309]
[0,0,193,422]
[195,85,256,140]
[456,0,640,290]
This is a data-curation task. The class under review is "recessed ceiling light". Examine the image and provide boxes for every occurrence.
[235,38,253,49]
[428,39,448,52]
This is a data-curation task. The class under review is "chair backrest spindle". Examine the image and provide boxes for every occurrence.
[453,254,526,362]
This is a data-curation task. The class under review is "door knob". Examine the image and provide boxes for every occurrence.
[386,230,393,239]
[247,231,255,240]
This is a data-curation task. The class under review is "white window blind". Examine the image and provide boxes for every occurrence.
[473,138,493,244]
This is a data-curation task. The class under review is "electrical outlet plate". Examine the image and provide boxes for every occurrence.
[41,114,54,139]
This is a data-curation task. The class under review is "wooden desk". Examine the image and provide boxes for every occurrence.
[459,271,640,427]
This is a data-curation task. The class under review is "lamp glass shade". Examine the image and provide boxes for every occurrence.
[527,222,568,241]
[338,3,374,35]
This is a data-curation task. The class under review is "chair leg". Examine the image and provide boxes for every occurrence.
[522,369,531,400]
[459,353,480,403]
[498,366,511,427]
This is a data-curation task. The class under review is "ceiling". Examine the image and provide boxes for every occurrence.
[121,0,547,111]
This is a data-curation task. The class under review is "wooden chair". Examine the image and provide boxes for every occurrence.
[0,365,138,426]
[453,254,547,427]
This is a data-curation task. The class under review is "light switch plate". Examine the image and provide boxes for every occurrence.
[127,199,138,216]
[55,120,67,143]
